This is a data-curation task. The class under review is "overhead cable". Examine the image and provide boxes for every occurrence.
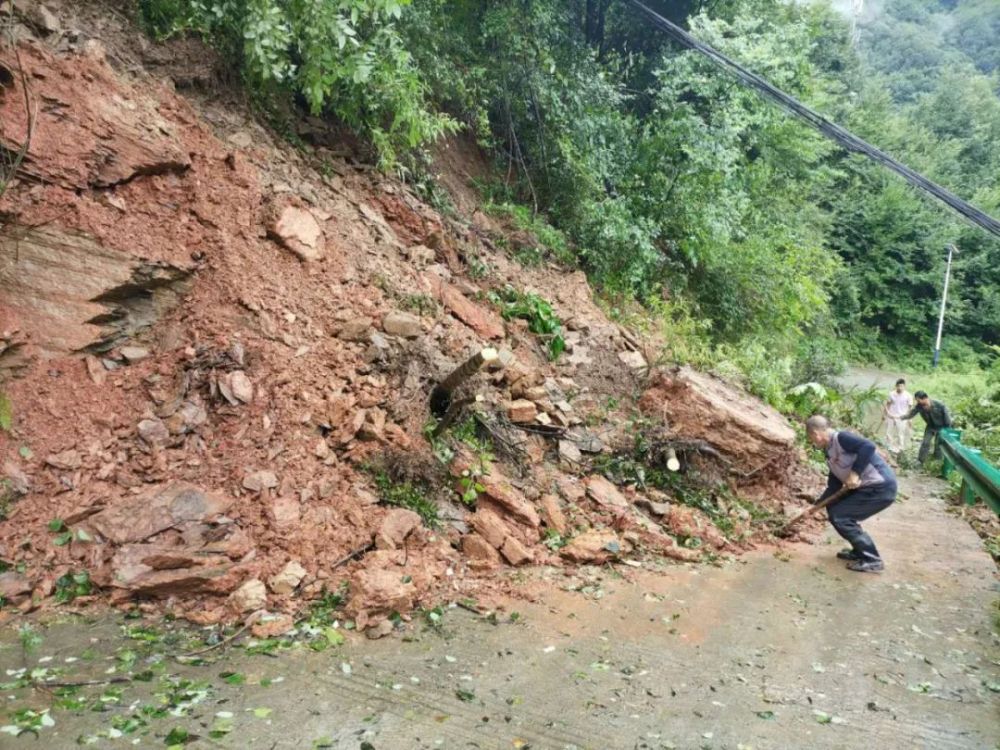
[626,0,1000,239]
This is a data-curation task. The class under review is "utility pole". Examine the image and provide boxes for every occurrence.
[850,0,864,46]
[932,243,957,368]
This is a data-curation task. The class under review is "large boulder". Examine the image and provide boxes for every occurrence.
[89,483,232,544]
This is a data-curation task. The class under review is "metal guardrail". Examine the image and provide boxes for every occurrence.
[939,428,1000,515]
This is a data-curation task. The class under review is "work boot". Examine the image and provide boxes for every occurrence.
[846,559,884,573]
[837,548,861,561]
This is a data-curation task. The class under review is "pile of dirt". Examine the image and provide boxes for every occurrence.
[0,4,819,633]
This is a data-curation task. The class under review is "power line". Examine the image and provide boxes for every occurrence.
[626,0,1000,240]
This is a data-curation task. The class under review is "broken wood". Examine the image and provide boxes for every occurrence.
[432,394,483,438]
[430,347,498,417]
[665,447,680,472]
[330,541,375,570]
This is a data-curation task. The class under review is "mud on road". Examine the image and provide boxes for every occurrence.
[1,474,996,749]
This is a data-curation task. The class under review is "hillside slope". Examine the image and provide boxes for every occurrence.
[0,3,817,632]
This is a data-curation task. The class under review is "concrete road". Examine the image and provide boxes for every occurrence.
[2,475,998,749]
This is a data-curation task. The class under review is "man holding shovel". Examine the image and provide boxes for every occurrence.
[805,416,898,573]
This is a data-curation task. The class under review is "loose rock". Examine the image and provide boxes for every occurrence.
[337,318,373,342]
[243,470,279,493]
[375,508,422,550]
[251,613,295,638]
[138,418,170,446]
[506,399,537,424]
[382,311,423,338]
[120,345,150,363]
[540,495,568,535]
[45,449,81,471]
[268,560,308,595]
[270,205,325,261]
[462,534,502,569]
[618,350,647,371]
[561,530,623,564]
[228,371,254,403]
[585,475,629,509]
[229,579,267,613]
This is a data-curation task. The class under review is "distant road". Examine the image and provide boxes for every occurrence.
[836,366,909,392]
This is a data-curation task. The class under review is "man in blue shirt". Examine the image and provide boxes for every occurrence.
[805,415,898,573]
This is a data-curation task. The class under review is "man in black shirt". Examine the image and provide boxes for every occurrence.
[805,415,898,573]
[900,391,953,464]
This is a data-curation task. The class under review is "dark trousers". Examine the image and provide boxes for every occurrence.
[918,428,941,464]
[827,481,897,562]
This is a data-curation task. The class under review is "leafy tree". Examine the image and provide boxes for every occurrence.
[138,0,458,167]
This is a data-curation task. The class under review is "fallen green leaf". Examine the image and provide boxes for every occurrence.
[323,627,344,646]
[164,726,189,745]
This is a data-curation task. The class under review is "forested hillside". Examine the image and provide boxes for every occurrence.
[138,0,999,376]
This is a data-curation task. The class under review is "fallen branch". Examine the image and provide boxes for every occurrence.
[330,541,375,570]
[36,676,132,689]
[175,611,264,660]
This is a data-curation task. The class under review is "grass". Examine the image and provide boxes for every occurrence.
[370,469,439,527]
[481,200,575,268]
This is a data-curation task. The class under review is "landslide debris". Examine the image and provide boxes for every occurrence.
[0,5,818,633]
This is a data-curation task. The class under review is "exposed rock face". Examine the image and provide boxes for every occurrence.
[0,42,256,364]
[0,44,190,190]
[0,227,192,360]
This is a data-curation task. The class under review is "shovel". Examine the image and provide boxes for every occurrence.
[774,484,852,538]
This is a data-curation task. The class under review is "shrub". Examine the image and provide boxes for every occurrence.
[137,0,458,168]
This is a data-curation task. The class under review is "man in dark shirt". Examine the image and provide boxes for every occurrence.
[900,391,953,464]
[805,415,898,573]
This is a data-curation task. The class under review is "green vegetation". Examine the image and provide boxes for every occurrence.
[0,392,11,431]
[910,357,1000,463]
[490,286,565,360]
[53,571,93,604]
[370,468,438,527]
[137,0,459,169]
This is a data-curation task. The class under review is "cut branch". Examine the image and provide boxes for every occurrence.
[429,347,498,417]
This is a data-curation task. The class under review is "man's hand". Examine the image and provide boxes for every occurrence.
[845,472,861,489]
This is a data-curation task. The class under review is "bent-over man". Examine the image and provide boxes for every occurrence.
[806,415,898,573]
[900,391,952,464]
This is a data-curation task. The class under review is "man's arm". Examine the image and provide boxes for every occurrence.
[900,404,919,421]
[941,403,953,427]
[817,473,843,503]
